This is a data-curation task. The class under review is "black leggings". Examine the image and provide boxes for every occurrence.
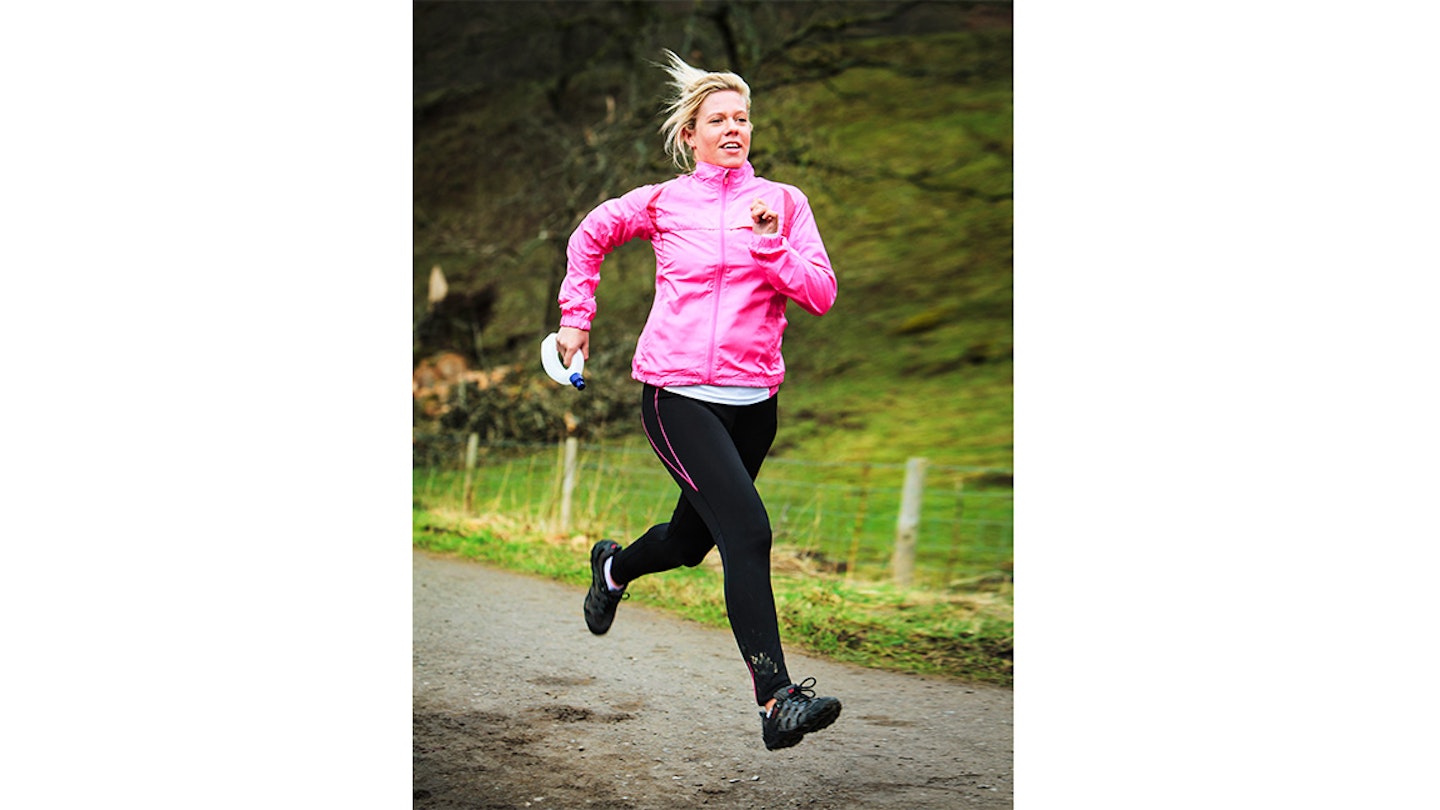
[609,384,791,704]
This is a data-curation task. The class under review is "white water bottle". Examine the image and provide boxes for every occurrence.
[540,332,586,390]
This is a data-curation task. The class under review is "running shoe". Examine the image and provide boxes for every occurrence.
[760,677,842,750]
[583,539,627,635]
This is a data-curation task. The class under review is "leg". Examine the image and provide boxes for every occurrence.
[619,385,792,704]
[586,393,718,637]
[610,496,714,582]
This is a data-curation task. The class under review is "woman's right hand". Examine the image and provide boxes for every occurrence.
[557,326,590,366]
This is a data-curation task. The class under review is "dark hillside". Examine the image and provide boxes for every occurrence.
[413,0,1012,469]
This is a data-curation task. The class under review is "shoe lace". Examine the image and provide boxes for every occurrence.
[779,677,818,707]
[767,678,821,728]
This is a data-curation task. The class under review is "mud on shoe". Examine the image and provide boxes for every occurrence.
[584,539,627,635]
[760,677,842,751]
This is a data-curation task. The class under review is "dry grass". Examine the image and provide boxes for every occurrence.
[414,506,1013,686]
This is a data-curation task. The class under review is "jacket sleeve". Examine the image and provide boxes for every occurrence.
[749,187,837,317]
[558,184,658,330]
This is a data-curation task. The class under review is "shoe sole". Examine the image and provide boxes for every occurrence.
[765,699,842,751]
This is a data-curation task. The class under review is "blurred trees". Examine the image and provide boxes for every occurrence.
[413,0,1010,330]
[413,0,1011,445]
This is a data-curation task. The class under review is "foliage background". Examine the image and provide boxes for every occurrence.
[413,0,1013,471]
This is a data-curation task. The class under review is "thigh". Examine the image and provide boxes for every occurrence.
[662,492,714,563]
[729,394,778,481]
[642,386,768,540]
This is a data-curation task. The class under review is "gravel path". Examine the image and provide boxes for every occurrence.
[413,548,1013,809]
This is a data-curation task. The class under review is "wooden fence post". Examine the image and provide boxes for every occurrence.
[892,456,927,587]
[462,432,479,512]
[558,436,579,533]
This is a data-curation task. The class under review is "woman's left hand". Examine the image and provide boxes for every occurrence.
[750,198,779,235]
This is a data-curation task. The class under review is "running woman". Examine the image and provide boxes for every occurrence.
[555,49,841,751]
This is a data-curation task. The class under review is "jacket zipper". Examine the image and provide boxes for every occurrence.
[710,170,729,381]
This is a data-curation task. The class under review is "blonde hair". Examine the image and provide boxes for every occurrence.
[657,49,751,172]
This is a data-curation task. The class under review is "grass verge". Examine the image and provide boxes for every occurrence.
[413,507,1012,687]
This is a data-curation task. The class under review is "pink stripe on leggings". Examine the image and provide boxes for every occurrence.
[642,387,698,491]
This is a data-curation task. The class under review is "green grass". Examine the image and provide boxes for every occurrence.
[413,436,1012,685]
[413,441,1013,589]
[413,507,1012,687]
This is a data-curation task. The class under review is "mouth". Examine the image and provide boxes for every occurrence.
[721,141,742,150]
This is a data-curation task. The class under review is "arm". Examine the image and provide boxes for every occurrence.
[749,188,837,317]
[557,183,659,358]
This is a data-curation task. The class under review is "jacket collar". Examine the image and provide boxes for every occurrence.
[690,160,754,187]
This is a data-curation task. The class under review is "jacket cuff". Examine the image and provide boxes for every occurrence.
[750,232,786,256]
[559,314,592,330]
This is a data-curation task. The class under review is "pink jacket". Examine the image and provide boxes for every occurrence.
[560,161,837,388]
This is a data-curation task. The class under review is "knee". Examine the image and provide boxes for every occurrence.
[678,546,711,568]
[726,521,774,559]
[655,522,715,568]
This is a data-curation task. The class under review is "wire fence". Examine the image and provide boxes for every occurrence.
[413,432,1013,592]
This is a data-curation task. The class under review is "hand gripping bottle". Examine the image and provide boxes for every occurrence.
[540,332,586,390]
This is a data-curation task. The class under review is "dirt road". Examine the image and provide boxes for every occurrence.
[412,549,1014,809]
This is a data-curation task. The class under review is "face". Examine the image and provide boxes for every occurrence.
[684,90,751,169]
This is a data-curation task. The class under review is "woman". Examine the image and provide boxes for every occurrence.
[555,50,840,751]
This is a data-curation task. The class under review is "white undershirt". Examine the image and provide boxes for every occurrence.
[665,384,772,406]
